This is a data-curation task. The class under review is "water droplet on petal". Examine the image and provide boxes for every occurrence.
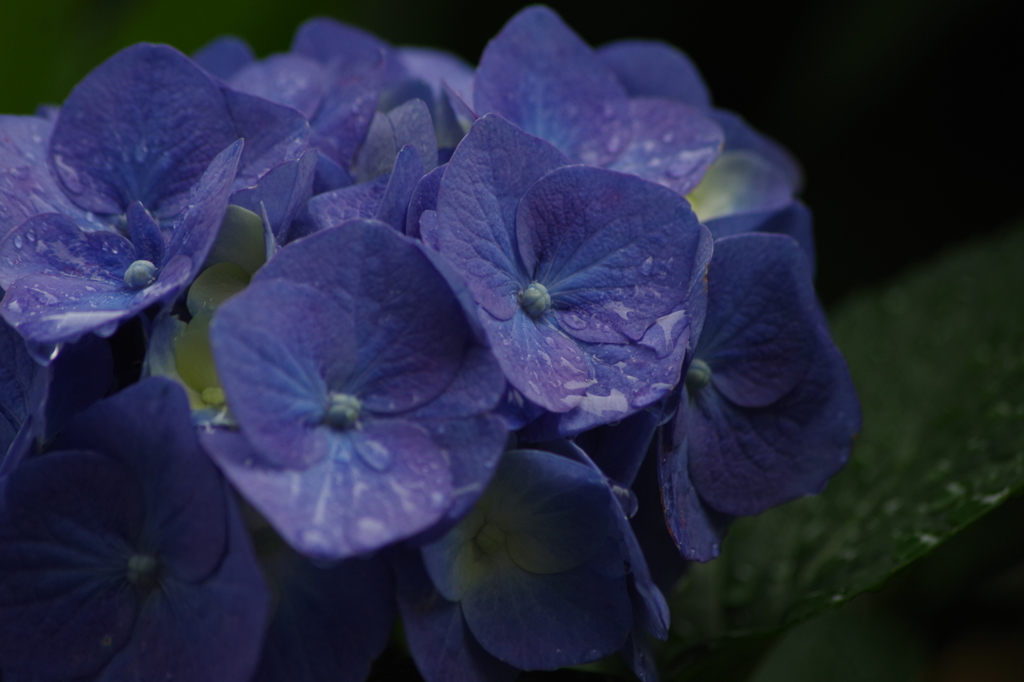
[561,313,586,330]
[299,528,332,553]
[12,235,22,249]
[667,159,692,179]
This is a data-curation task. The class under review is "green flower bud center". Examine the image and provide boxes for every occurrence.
[685,358,712,391]
[519,281,551,318]
[123,259,157,289]
[473,521,507,557]
[127,553,159,588]
[326,392,362,430]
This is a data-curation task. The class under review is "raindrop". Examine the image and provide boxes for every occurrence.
[52,154,84,194]
[357,440,392,472]
[667,159,692,179]
[561,313,586,330]
[12,235,22,249]
[299,528,332,553]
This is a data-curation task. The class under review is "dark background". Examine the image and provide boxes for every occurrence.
[2,0,1022,305]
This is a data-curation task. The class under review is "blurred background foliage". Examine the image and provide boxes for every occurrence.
[2,1,1023,680]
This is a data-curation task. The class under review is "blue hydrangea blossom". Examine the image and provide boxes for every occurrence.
[400,447,667,679]
[426,113,712,435]
[660,233,860,560]
[205,218,508,558]
[0,378,268,681]
[470,7,724,196]
[0,43,309,350]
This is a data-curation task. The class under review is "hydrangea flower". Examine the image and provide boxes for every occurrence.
[596,36,816,267]
[204,218,508,558]
[0,378,268,681]
[0,8,865,679]
[198,17,472,194]
[469,6,724,196]
[0,43,309,351]
[659,233,860,560]
[252,532,395,682]
[399,446,667,679]
[425,113,712,435]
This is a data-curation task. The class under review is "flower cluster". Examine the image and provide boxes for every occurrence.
[0,6,860,681]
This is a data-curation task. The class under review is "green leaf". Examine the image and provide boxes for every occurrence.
[666,224,1024,662]
[746,598,925,682]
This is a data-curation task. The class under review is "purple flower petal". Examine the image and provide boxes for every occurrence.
[405,162,445,238]
[247,221,470,415]
[211,279,353,468]
[164,139,243,273]
[0,319,36,455]
[306,174,390,231]
[203,425,453,559]
[207,219,504,559]
[712,109,803,193]
[428,114,569,321]
[574,409,661,487]
[50,378,228,582]
[657,429,732,561]
[706,200,816,276]
[0,115,105,238]
[463,553,631,670]
[254,550,395,682]
[376,145,427,231]
[0,140,239,346]
[309,67,383,175]
[230,53,326,120]
[352,99,437,182]
[676,234,860,516]
[50,44,238,218]
[193,36,255,81]
[685,335,859,516]
[479,310,590,413]
[697,233,819,408]
[291,17,401,81]
[397,47,474,107]
[0,212,133,290]
[608,98,723,195]
[597,39,712,109]
[0,450,143,680]
[125,200,164,264]
[0,378,269,681]
[687,150,794,222]
[474,6,631,166]
[221,88,310,190]
[229,149,318,244]
[516,165,703,345]
[395,550,519,682]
